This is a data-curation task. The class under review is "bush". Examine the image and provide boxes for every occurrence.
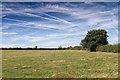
[65,46,88,50]
[96,44,120,53]
[72,46,83,50]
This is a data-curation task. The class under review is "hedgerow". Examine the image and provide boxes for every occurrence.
[96,43,120,53]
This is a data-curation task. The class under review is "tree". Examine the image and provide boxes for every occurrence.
[80,29,108,51]
[67,46,73,50]
[34,46,38,49]
[58,46,62,50]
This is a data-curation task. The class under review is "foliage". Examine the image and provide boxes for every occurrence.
[96,43,120,53]
[58,46,62,50]
[1,46,90,51]
[72,46,82,50]
[65,46,73,50]
[80,29,108,51]
[34,46,38,49]
[65,46,88,50]
[2,47,65,50]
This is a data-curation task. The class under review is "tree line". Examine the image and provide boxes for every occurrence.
[1,46,86,50]
[1,29,119,53]
[1,47,66,50]
[2,44,119,53]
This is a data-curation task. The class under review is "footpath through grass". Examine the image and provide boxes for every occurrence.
[2,50,118,78]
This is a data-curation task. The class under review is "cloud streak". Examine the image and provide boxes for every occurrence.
[2,2,118,47]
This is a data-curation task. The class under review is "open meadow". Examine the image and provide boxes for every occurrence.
[2,50,118,78]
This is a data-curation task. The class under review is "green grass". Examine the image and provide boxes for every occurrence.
[2,50,118,78]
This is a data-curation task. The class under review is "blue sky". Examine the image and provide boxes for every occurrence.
[1,2,118,48]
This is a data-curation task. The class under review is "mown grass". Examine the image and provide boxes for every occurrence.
[2,50,118,78]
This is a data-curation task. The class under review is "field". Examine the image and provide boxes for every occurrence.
[2,50,118,78]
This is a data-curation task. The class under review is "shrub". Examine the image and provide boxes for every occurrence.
[72,46,83,50]
[96,44,120,53]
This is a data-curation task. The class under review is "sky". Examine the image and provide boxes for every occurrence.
[1,2,118,48]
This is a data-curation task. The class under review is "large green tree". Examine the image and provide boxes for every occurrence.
[80,29,108,51]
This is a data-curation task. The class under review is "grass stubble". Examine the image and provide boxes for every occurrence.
[2,50,118,78]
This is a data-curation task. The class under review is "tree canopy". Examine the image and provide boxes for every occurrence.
[80,29,108,51]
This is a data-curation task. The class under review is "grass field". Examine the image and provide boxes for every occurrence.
[2,50,118,78]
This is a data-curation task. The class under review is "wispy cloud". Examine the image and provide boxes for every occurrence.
[2,2,118,47]
[0,32,17,35]
[3,32,17,35]
[13,35,43,42]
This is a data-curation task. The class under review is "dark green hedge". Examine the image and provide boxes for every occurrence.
[65,46,88,50]
[96,44,120,53]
